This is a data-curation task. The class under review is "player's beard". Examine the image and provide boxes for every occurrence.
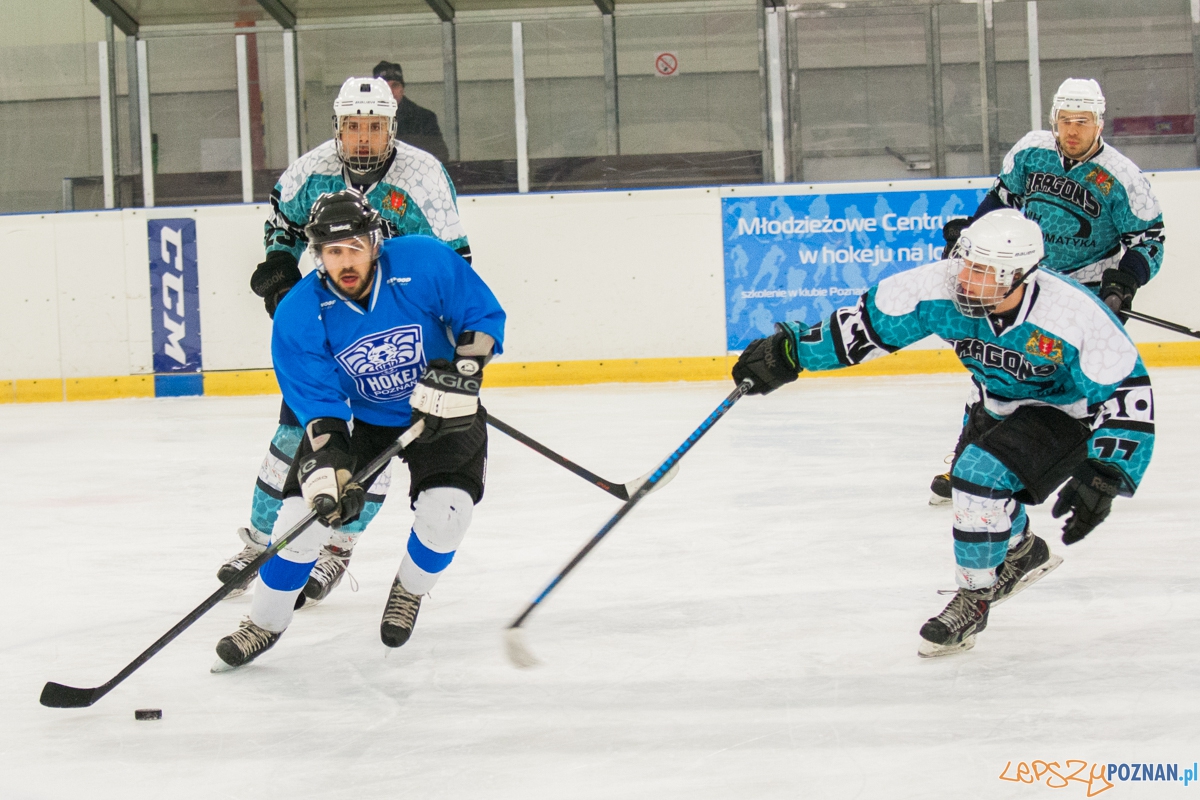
[334,264,375,300]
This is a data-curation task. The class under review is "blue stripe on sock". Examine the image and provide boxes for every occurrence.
[259,554,317,591]
[406,530,455,574]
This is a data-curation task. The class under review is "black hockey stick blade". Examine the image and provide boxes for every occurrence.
[1124,309,1200,340]
[504,380,753,668]
[39,682,104,709]
[39,420,425,709]
[487,414,630,499]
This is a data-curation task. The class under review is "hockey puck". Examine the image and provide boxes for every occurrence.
[134,708,162,721]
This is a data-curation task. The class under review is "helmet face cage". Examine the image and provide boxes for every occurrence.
[334,114,397,173]
[946,235,1032,318]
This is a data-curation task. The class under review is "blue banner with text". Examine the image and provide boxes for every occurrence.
[148,218,203,374]
[723,188,988,351]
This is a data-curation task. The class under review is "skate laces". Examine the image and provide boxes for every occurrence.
[382,582,420,627]
[231,544,263,569]
[935,590,985,631]
[229,618,276,654]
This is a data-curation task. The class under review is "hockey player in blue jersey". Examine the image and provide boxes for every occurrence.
[733,210,1154,657]
[931,78,1164,503]
[217,77,472,605]
[214,189,505,670]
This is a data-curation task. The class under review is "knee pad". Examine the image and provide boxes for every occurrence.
[398,487,473,595]
[270,496,328,564]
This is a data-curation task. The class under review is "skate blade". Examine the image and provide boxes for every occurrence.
[222,584,249,599]
[918,634,977,659]
[928,493,952,506]
[210,657,241,674]
[991,554,1064,607]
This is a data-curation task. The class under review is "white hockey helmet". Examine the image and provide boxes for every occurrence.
[1051,78,1105,124]
[948,209,1044,317]
[332,77,398,173]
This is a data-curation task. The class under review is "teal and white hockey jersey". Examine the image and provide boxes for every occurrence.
[784,262,1155,494]
[989,131,1164,287]
[265,139,469,262]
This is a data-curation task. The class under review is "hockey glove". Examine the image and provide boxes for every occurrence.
[940,217,972,259]
[251,250,302,318]
[1100,268,1139,323]
[297,418,364,527]
[410,359,481,442]
[1051,459,1123,545]
[732,325,801,396]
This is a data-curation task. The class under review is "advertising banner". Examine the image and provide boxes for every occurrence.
[148,218,202,374]
[723,187,988,351]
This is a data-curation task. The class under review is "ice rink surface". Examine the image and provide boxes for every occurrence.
[3,370,1198,799]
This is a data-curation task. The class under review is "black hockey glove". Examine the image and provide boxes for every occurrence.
[1099,268,1139,323]
[410,359,481,442]
[1051,460,1123,545]
[732,325,801,396]
[251,250,302,318]
[297,418,364,527]
[940,217,972,259]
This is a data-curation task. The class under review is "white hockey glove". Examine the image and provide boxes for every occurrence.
[410,359,482,442]
[297,418,363,527]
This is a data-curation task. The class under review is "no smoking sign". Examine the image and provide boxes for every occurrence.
[654,51,679,77]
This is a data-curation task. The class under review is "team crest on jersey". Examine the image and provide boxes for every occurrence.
[1025,330,1064,364]
[334,324,427,403]
[1085,167,1114,196]
[384,190,407,216]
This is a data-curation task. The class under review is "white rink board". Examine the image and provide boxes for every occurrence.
[3,372,1199,798]
[1,171,1197,382]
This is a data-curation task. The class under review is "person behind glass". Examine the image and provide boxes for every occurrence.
[373,60,451,164]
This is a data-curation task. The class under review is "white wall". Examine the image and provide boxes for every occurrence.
[0,172,1195,384]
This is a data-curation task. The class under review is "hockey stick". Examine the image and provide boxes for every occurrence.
[487,414,679,501]
[1124,309,1200,340]
[504,379,754,668]
[39,419,426,709]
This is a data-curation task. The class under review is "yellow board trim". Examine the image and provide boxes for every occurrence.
[4,342,1199,403]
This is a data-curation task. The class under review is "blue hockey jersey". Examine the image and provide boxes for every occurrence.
[271,235,506,428]
[783,262,1154,494]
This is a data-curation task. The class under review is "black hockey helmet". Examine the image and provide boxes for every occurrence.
[305,189,382,248]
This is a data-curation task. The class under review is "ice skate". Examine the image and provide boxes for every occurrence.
[991,531,1062,606]
[918,587,992,658]
[299,544,353,609]
[928,472,952,505]
[216,527,269,597]
[212,617,282,672]
[380,578,422,648]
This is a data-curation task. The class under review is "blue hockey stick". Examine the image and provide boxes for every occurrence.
[504,379,755,667]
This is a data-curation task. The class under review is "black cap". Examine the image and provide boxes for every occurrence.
[373,60,404,85]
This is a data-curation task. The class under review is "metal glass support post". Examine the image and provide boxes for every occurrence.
[442,21,460,162]
[1191,0,1200,166]
[601,13,619,156]
[1027,1,1042,131]
[926,7,945,177]
[756,2,771,183]
[978,0,1000,174]
[98,41,116,209]
[126,38,141,175]
[512,22,529,194]
[283,31,300,163]
[235,35,254,203]
[105,17,121,180]
[765,9,787,184]
[136,39,154,207]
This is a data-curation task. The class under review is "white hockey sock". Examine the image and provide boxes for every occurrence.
[252,496,328,633]
[396,487,473,596]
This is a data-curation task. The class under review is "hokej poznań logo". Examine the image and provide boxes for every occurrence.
[335,324,426,403]
[1000,759,1198,795]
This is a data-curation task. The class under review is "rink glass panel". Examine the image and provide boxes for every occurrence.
[1038,0,1195,172]
[296,23,445,158]
[0,2,129,213]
